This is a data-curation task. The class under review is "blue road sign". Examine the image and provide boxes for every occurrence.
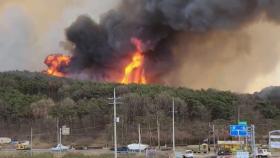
[230,130,239,136]
[238,121,247,125]
[230,125,248,137]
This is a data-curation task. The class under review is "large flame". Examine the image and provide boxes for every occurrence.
[43,38,147,84]
[44,54,71,77]
[121,38,147,84]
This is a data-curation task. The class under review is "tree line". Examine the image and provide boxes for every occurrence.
[0,71,279,146]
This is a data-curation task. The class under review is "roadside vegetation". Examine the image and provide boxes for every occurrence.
[0,71,279,147]
[0,153,159,158]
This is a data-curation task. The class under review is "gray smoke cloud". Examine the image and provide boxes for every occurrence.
[1,0,280,92]
[64,0,280,88]
[0,6,37,71]
[0,0,120,71]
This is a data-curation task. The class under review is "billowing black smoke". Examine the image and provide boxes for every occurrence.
[64,0,280,82]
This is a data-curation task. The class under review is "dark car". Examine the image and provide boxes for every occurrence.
[74,145,88,150]
[110,147,129,153]
[217,150,232,158]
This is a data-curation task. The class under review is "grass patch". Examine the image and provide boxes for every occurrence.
[0,153,148,158]
[0,153,53,158]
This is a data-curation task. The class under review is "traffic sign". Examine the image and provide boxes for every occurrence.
[269,130,280,149]
[230,125,247,137]
[62,125,70,135]
[238,121,247,125]
[236,151,249,158]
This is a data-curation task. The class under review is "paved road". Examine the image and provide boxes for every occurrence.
[0,149,280,157]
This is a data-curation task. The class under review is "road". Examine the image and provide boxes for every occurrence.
[0,149,280,157]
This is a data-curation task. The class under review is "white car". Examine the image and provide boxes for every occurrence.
[256,148,271,158]
[51,144,69,152]
[127,143,149,152]
[183,150,194,158]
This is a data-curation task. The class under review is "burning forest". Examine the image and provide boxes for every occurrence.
[44,0,280,86]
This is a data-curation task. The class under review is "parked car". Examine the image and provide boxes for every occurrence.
[51,144,69,152]
[16,141,30,150]
[74,145,88,150]
[127,143,149,152]
[217,149,232,158]
[183,150,194,158]
[256,148,271,158]
[0,137,11,144]
[110,146,129,153]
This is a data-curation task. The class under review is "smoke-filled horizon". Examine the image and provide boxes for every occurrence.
[64,0,280,92]
[0,0,120,71]
[2,0,280,93]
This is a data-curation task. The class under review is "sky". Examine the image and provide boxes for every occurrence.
[0,0,120,71]
[0,0,280,93]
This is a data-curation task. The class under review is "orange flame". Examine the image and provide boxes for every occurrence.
[44,54,71,77]
[121,38,147,84]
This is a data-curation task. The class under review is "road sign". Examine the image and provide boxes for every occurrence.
[230,125,247,137]
[231,125,247,131]
[114,117,120,123]
[269,130,280,149]
[239,121,247,125]
[62,126,70,135]
[236,151,249,158]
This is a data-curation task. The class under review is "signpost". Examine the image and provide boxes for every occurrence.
[238,121,247,126]
[230,125,248,137]
[230,121,252,154]
[62,126,70,136]
[236,151,249,158]
[231,124,256,158]
[269,130,280,149]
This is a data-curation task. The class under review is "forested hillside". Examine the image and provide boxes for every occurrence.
[0,71,279,147]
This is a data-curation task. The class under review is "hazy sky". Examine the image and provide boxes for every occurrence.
[1,0,280,93]
[0,0,120,71]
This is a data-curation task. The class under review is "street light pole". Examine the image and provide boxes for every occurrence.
[139,124,141,154]
[113,88,117,158]
[56,118,59,145]
[251,125,256,158]
[172,98,175,153]
[213,124,216,152]
[157,115,160,149]
[30,127,33,156]
[59,127,62,153]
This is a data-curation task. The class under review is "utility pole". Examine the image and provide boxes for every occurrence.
[56,118,59,145]
[172,98,175,153]
[148,123,152,146]
[59,127,62,153]
[208,123,216,152]
[237,106,240,123]
[30,127,33,156]
[251,125,256,158]
[237,106,241,150]
[217,128,219,144]
[59,128,62,145]
[109,88,121,158]
[138,124,141,153]
[213,124,216,152]
[113,88,117,158]
[208,122,211,147]
[157,115,160,149]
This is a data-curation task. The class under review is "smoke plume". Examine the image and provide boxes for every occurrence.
[64,0,280,92]
[2,0,280,92]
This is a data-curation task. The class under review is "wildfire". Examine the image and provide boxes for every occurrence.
[43,38,147,84]
[121,38,147,84]
[44,54,71,77]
